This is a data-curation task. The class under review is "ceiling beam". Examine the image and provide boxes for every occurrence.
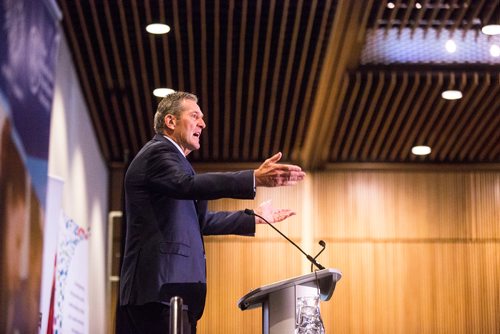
[299,0,373,170]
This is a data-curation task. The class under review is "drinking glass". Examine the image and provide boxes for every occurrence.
[295,295,325,334]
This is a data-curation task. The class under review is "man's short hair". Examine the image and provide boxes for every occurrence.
[154,91,198,134]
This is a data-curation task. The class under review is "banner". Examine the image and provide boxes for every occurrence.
[51,216,90,334]
[0,0,61,206]
[39,176,63,334]
[0,0,61,332]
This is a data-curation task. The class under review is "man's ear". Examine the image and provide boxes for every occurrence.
[165,114,176,130]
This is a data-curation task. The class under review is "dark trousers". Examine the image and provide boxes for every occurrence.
[116,302,196,334]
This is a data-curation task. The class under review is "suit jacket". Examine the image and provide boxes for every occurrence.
[119,134,256,319]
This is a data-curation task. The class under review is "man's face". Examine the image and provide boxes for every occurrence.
[169,99,206,155]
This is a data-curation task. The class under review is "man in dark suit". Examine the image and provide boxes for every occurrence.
[118,91,306,333]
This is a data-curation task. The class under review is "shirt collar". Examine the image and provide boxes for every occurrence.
[163,135,185,156]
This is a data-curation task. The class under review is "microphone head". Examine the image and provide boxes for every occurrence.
[244,209,255,215]
[319,240,326,247]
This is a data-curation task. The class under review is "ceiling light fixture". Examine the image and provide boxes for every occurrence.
[490,45,500,57]
[445,39,457,53]
[146,23,171,35]
[387,2,395,9]
[481,24,500,36]
[415,2,422,9]
[411,145,431,156]
[153,88,175,97]
[441,90,462,100]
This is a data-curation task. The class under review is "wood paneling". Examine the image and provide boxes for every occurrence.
[200,169,499,333]
[314,171,499,239]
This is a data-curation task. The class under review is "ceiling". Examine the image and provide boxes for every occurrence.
[57,0,499,171]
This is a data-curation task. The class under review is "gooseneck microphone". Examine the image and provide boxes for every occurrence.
[244,209,325,271]
[310,240,326,272]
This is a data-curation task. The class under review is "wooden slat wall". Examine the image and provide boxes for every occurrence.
[199,170,499,333]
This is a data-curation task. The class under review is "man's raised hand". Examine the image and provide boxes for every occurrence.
[254,152,306,187]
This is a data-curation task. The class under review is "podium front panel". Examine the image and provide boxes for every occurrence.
[263,285,319,334]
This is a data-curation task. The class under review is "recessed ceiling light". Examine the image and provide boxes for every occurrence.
[153,88,175,97]
[445,39,457,53]
[490,45,500,57]
[411,145,431,156]
[441,90,462,100]
[387,2,395,9]
[415,2,422,9]
[146,23,171,35]
[481,24,500,36]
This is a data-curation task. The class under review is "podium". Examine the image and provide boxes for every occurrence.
[238,268,342,334]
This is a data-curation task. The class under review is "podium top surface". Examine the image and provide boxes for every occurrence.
[238,268,342,311]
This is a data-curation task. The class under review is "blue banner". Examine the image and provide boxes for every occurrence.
[0,0,61,332]
[0,0,61,206]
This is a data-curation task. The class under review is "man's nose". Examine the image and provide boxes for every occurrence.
[199,118,206,128]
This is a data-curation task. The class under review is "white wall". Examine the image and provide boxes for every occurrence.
[48,35,109,333]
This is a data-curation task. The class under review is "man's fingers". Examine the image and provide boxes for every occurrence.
[264,152,282,165]
[272,163,303,172]
[263,170,306,187]
[278,170,306,181]
[272,168,306,178]
[273,209,296,222]
[280,210,295,218]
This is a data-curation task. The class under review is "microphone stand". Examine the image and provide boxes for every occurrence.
[244,209,325,271]
[310,240,326,272]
